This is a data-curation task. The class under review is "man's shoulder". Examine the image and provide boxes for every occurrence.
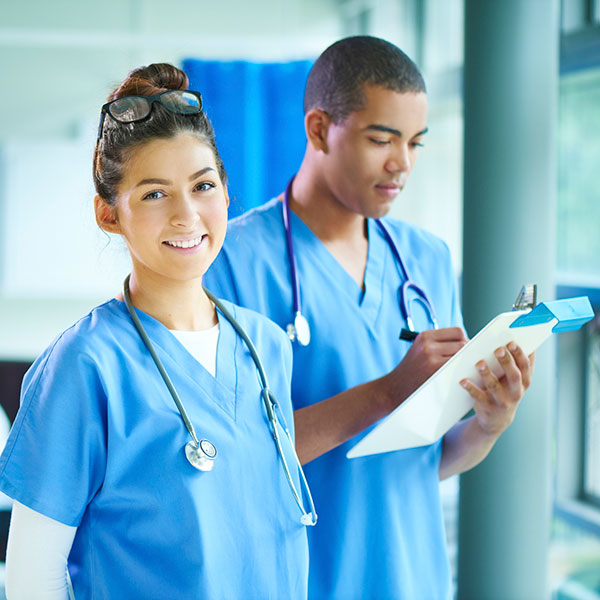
[226,198,283,242]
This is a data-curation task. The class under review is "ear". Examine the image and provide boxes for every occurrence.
[304,109,331,153]
[94,195,121,234]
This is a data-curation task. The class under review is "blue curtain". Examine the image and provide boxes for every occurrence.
[182,59,314,217]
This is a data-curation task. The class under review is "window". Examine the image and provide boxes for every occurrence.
[584,318,600,504]
[552,3,600,595]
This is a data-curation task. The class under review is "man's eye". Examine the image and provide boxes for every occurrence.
[369,138,390,146]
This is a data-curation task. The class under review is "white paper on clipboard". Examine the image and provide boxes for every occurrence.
[347,296,594,459]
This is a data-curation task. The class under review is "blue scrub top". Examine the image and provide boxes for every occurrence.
[204,199,464,600]
[0,298,308,599]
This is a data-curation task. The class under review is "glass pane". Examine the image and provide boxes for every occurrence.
[558,67,600,282]
[550,517,600,594]
[585,317,600,501]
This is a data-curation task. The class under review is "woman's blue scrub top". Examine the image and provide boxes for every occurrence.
[0,298,308,599]
[204,199,464,600]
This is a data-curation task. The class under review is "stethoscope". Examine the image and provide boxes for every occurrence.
[122,275,317,526]
[283,177,439,345]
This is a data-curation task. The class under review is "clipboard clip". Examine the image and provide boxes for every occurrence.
[512,284,537,311]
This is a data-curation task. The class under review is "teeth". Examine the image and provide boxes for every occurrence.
[166,237,203,249]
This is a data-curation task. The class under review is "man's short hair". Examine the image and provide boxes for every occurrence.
[304,35,426,124]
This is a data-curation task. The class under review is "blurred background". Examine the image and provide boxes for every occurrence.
[0,0,598,598]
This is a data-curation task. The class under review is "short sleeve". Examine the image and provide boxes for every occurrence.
[0,333,108,527]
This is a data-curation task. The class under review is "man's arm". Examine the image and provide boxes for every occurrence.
[294,327,468,464]
[439,343,535,480]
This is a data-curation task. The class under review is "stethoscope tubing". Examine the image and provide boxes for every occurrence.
[282,176,438,338]
[203,288,317,524]
[123,275,201,447]
[123,275,317,526]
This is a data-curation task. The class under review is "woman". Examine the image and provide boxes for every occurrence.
[0,63,313,599]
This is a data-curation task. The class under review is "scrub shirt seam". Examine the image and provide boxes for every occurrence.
[230,303,240,421]
[0,332,67,475]
[0,326,107,526]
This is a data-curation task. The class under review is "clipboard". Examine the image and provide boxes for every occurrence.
[347,296,594,459]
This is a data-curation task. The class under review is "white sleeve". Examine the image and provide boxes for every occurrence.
[5,501,77,600]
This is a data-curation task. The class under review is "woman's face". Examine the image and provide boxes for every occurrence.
[100,132,228,287]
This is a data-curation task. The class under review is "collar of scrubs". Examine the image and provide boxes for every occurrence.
[283,208,388,324]
[110,298,239,421]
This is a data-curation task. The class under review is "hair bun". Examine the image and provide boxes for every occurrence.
[108,63,189,101]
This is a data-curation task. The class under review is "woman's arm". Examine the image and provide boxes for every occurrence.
[5,501,76,600]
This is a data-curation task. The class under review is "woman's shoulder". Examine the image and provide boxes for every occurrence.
[31,299,127,371]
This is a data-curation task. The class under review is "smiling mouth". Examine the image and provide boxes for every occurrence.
[164,236,205,249]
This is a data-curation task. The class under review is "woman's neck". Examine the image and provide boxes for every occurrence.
[124,269,217,331]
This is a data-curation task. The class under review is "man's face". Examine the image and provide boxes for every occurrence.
[320,85,428,219]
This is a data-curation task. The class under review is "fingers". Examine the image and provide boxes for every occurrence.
[459,377,488,403]
[422,327,468,343]
[415,327,468,360]
[493,346,524,394]
[506,342,533,389]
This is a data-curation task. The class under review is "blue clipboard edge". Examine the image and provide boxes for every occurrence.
[510,296,594,333]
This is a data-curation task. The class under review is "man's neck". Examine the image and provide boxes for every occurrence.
[289,164,367,246]
[288,163,369,289]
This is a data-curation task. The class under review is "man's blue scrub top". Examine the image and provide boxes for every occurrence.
[204,198,464,600]
[0,298,308,599]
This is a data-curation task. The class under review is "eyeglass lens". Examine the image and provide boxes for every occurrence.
[108,91,201,123]
[108,97,151,123]
[161,91,201,114]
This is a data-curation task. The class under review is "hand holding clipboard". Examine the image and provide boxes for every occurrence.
[347,292,594,459]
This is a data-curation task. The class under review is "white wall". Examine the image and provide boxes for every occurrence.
[0,0,343,360]
[0,0,465,360]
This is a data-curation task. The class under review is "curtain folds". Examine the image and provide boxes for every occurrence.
[183,59,313,216]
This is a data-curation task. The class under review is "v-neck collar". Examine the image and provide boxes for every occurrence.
[110,299,239,420]
[285,206,388,325]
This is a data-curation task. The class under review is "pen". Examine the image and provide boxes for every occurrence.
[399,328,419,342]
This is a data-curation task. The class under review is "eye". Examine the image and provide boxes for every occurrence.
[410,141,425,149]
[368,137,391,146]
[194,181,217,193]
[142,190,165,201]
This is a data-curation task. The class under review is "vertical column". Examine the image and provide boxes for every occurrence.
[458,1,559,598]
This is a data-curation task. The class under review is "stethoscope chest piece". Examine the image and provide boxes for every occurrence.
[185,439,217,472]
[287,312,311,346]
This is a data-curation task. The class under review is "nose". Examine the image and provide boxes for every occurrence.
[170,192,200,228]
[385,143,412,174]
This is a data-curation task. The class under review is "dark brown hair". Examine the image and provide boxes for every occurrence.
[304,36,426,124]
[93,63,226,205]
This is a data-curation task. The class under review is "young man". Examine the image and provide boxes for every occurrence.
[204,36,534,600]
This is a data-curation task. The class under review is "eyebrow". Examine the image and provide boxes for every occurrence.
[135,167,215,188]
[365,125,429,138]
